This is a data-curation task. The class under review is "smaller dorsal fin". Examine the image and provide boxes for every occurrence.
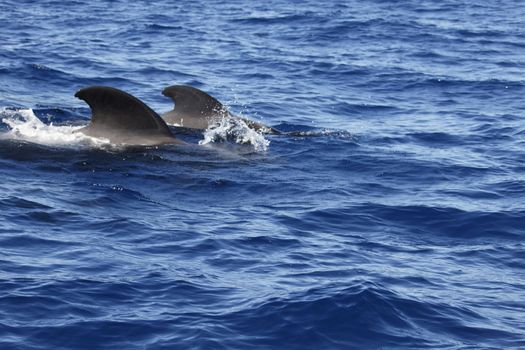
[161,85,281,134]
[161,85,228,128]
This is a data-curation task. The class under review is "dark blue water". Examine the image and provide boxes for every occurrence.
[1,1,524,349]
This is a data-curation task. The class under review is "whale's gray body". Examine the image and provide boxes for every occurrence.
[75,85,277,146]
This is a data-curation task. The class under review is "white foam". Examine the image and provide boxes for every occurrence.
[0,108,110,148]
[199,116,270,152]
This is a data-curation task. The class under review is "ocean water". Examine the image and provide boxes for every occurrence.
[1,0,524,349]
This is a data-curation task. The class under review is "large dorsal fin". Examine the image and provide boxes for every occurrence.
[75,86,177,144]
[161,85,228,128]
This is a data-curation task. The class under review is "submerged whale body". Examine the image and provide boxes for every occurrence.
[75,85,277,145]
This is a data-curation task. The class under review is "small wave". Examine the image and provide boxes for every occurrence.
[199,117,270,152]
[219,283,520,349]
[0,108,110,149]
[271,123,354,139]
[231,13,317,25]
[286,129,354,139]
[144,24,184,31]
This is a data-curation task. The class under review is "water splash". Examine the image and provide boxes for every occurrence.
[199,116,270,152]
[0,108,110,148]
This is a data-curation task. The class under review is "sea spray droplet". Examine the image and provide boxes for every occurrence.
[199,116,270,152]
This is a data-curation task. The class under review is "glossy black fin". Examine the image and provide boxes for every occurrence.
[161,85,228,128]
[75,86,176,144]
[160,85,280,134]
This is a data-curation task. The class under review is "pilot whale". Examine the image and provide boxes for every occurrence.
[75,85,278,145]
[161,85,279,134]
[75,86,182,145]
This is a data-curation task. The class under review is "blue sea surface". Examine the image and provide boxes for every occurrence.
[1,0,524,349]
